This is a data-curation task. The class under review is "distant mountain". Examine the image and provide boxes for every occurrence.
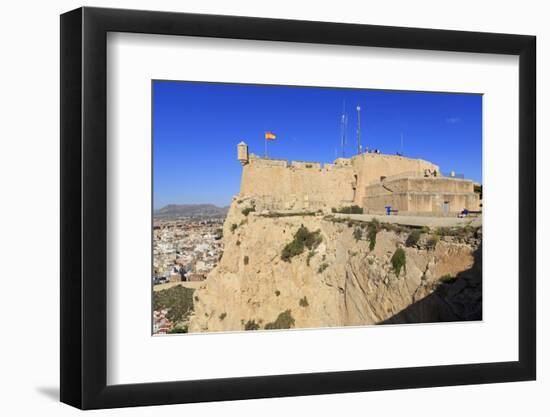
[154,204,229,219]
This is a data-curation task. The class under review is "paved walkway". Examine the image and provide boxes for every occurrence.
[334,213,482,228]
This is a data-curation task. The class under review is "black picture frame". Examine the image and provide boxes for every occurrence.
[60,6,536,410]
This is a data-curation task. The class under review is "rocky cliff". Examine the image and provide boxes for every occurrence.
[188,198,482,333]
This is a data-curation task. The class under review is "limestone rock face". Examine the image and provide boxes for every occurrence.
[188,198,481,333]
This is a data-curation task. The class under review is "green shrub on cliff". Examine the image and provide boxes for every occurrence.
[241,206,256,216]
[244,319,260,330]
[261,211,316,218]
[264,310,295,330]
[281,226,322,262]
[167,325,188,334]
[391,248,407,277]
[281,239,303,262]
[332,205,364,214]
[367,219,380,250]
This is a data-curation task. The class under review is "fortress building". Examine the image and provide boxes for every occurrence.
[236,142,480,215]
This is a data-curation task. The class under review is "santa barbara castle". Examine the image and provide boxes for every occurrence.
[237,141,480,215]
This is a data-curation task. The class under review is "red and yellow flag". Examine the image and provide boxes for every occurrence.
[265,132,276,141]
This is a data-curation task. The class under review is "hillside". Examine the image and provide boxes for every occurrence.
[186,197,482,333]
[154,203,229,219]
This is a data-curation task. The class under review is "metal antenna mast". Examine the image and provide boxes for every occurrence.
[356,104,362,155]
[340,101,348,158]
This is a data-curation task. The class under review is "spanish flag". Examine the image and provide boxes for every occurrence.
[265,132,276,141]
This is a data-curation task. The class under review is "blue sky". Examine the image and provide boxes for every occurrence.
[153,81,482,209]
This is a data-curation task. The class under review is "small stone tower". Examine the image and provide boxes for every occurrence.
[237,141,249,166]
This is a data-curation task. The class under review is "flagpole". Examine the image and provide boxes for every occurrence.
[265,133,267,158]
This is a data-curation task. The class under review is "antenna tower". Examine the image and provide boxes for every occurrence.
[340,101,348,158]
[356,104,362,155]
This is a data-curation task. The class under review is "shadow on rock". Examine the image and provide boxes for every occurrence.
[380,245,482,325]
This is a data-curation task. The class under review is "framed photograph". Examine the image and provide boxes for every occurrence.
[60,7,536,409]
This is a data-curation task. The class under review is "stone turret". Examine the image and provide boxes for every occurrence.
[237,141,249,166]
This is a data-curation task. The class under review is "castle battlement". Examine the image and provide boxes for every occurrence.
[246,153,351,172]
[236,142,480,214]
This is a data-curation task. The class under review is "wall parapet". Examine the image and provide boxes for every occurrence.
[249,154,288,167]
[248,155,354,172]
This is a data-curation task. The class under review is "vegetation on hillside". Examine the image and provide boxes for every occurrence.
[367,219,381,250]
[153,285,195,323]
[281,226,322,262]
[391,248,407,277]
[265,310,295,330]
[241,206,256,216]
[435,225,480,239]
[244,319,260,330]
[332,205,364,214]
[167,326,189,334]
[260,211,317,218]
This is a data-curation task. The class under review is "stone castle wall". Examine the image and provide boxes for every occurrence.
[351,153,440,204]
[240,156,355,210]
[236,143,479,214]
[364,177,480,213]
